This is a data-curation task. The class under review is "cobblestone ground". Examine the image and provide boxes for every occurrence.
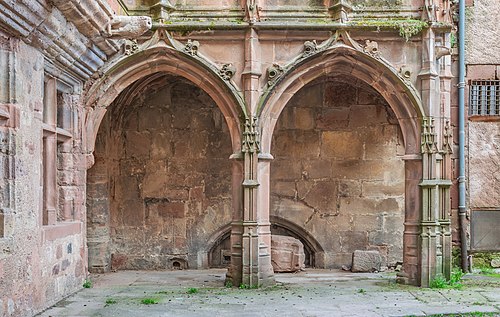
[38,269,500,317]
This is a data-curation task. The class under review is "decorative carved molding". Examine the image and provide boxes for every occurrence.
[183,39,200,56]
[105,16,152,39]
[219,64,236,81]
[242,116,260,154]
[266,63,284,86]
[421,117,438,154]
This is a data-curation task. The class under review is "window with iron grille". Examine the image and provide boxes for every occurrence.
[469,80,500,116]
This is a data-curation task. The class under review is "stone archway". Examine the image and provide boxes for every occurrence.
[258,44,426,285]
[84,41,245,273]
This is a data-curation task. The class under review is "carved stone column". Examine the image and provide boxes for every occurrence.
[419,118,453,287]
[237,117,274,287]
[227,153,244,286]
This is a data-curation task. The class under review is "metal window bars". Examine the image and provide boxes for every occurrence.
[469,80,500,115]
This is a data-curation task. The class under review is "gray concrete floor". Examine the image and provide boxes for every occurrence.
[38,269,500,317]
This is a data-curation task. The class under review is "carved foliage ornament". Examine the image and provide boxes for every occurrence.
[267,63,285,86]
[183,39,200,56]
[123,39,139,56]
[364,40,379,57]
[303,40,319,58]
[265,31,367,87]
[219,63,236,81]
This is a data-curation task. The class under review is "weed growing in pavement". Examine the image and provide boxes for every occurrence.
[239,283,258,289]
[141,298,159,305]
[430,270,464,289]
[187,287,199,294]
[105,298,117,305]
[82,279,92,288]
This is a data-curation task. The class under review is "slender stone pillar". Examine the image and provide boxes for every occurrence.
[228,154,244,286]
[236,117,275,287]
[399,156,422,285]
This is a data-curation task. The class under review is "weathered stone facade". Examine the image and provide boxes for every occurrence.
[1,0,496,315]
[464,0,500,253]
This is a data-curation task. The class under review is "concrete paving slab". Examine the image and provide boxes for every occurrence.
[37,269,500,317]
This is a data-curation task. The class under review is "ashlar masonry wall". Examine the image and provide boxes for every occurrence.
[270,77,406,268]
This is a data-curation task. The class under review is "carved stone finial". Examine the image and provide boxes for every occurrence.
[329,0,353,23]
[364,40,379,57]
[123,39,139,56]
[242,117,260,154]
[183,39,200,56]
[105,16,152,39]
[245,0,260,24]
[219,64,236,81]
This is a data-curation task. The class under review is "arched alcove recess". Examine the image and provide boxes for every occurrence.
[205,224,232,268]
[84,45,245,157]
[259,46,426,284]
[269,216,325,268]
[206,218,324,269]
[84,45,244,273]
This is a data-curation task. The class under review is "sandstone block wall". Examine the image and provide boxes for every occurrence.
[87,75,233,271]
[270,78,405,268]
[0,39,86,316]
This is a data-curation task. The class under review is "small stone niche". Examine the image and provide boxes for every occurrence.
[169,258,188,270]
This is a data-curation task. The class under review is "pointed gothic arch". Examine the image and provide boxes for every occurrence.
[258,36,425,157]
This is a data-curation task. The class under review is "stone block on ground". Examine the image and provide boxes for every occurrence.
[491,258,500,268]
[351,250,382,272]
[271,235,305,273]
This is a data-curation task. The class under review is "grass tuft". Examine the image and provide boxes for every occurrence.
[82,279,92,288]
[187,287,199,294]
[141,298,159,305]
